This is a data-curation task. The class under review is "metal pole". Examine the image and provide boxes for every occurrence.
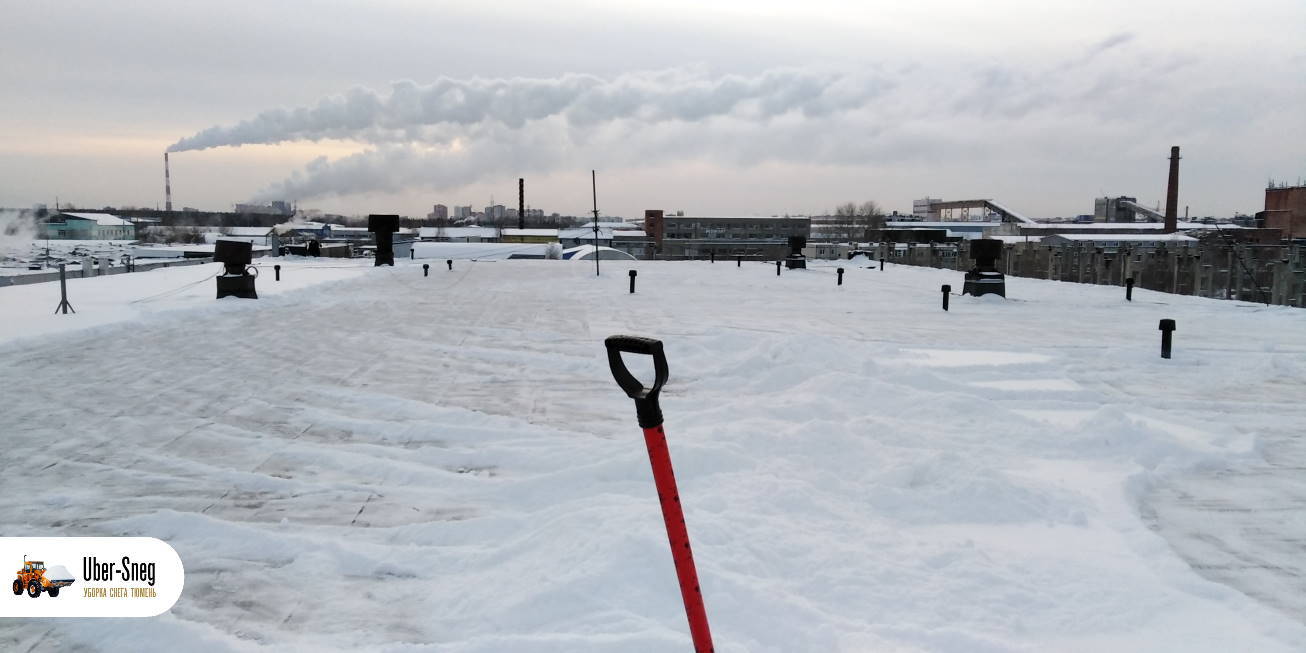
[592,170,601,277]
[1126,276,1134,301]
[837,267,844,286]
[274,264,281,281]
[941,284,951,311]
[629,269,637,294]
[53,263,75,314]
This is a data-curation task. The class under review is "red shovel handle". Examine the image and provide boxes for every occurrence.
[641,423,715,652]
[606,335,715,652]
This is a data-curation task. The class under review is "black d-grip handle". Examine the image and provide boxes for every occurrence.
[605,335,669,428]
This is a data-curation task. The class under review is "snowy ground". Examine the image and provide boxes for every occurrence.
[1,259,1304,651]
[0,239,138,274]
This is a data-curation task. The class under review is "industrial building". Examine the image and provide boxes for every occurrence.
[418,226,498,242]
[913,198,942,220]
[1260,183,1306,241]
[559,223,652,258]
[1093,196,1165,223]
[40,212,136,240]
[232,201,293,216]
[643,210,811,259]
[1039,232,1198,251]
[807,214,889,242]
[203,227,276,247]
[500,228,558,243]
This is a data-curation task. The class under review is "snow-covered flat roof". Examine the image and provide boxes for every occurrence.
[887,221,1003,229]
[2,257,1304,651]
[219,227,274,236]
[673,216,808,221]
[561,245,637,260]
[555,228,645,241]
[178,243,273,253]
[501,228,558,236]
[1022,221,1241,230]
[1044,233,1198,242]
[576,221,636,229]
[62,212,133,226]
[412,242,551,259]
[419,227,498,238]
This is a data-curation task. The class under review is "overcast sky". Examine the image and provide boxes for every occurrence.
[2,0,1302,219]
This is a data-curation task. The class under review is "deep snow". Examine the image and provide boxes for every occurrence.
[1,258,1304,651]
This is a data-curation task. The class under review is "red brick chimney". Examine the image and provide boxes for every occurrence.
[644,210,665,246]
[1164,146,1180,233]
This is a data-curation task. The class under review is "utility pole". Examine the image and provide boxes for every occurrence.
[592,170,601,277]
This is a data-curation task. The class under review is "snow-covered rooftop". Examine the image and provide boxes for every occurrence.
[1022,221,1243,230]
[887,221,1003,229]
[576,221,636,229]
[1,260,1303,650]
[1044,233,1199,242]
[216,227,274,236]
[417,226,497,238]
[501,228,558,237]
[412,241,551,259]
[673,215,807,221]
[61,212,132,226]
[561,245,636,260]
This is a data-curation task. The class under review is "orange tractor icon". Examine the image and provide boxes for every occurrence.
[13,556,75,598]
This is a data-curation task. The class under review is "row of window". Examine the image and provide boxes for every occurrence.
[665,233,794,240]
[665,222,806,231]
[45,228,133,238]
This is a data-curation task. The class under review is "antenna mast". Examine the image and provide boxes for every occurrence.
[592,170,600,277]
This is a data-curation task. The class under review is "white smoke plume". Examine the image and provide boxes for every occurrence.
[168,68,882,152]
[169,36,1282,204]
[0,209,40,253]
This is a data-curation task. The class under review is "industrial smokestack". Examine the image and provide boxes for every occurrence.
[518,178,525,230]
[1164,146,1180,233]
[164,152,173,212]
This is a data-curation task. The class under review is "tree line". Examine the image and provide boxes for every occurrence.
[827,201,886,242]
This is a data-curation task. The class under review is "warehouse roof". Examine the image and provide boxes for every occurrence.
[61,212,133,226]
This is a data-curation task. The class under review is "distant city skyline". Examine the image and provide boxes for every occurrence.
[2,1,1302,220]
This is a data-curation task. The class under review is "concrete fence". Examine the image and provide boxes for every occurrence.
[0,257,214,288]
[874,241,1306,308]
